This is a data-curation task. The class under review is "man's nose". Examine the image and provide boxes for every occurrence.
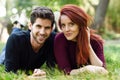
[39,28,45,34]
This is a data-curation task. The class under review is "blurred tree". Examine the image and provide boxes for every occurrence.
[107,0,120,33]
[91,0,110,32]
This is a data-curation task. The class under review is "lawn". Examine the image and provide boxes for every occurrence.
[0,40,120,80]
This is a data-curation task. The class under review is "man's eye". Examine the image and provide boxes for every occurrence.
[36,25,41,28]
[45,27,51,30]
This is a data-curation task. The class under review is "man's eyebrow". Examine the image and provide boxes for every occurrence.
[45,26,51,27]
[36,24,51,28]
[36,24,42,27]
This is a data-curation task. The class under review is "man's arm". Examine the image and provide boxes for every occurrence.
[4,34,20,73]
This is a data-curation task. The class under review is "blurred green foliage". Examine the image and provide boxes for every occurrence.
[107,0,120,33]
[6,0,83,17]
[0,0,120,39]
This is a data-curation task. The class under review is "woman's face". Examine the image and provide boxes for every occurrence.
[60,15,79,41]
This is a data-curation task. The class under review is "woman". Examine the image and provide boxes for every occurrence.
[54,4,108,75]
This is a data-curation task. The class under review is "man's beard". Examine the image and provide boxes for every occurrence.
[31,31,45,44]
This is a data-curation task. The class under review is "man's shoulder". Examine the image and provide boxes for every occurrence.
[8,30,30,44]
[50,31,56,37]
[10,30,30,38]
[47,31,56,40]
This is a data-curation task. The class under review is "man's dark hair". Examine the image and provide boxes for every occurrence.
[30,6,55,27]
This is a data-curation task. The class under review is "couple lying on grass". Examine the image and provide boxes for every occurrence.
[0,4,108,77]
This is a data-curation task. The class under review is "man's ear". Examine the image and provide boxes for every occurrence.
[28,22,32,30]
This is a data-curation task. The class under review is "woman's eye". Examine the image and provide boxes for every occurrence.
[69,23,74,27]
[61,24,65,28]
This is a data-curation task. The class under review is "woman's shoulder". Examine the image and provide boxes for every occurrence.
[90,36,103,49]
[54,32,68,44]
[55,32,66,40]
[90,29,104,46]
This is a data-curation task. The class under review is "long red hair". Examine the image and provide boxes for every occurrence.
[59,4,104,66]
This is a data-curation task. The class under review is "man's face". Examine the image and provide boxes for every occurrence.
[30,18,52,45]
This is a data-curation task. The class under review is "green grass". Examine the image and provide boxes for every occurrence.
[0,40,120,80]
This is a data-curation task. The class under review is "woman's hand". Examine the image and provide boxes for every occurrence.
[70,65,108,75]
[86,27,103,67]
[80,65,108,74]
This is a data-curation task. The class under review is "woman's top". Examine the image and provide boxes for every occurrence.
[54,33,106,74]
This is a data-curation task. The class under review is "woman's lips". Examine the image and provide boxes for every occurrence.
[65,33,72,37]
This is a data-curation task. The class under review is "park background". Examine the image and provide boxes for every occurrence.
[0,0,120,80]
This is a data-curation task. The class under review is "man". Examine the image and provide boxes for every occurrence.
[4,6,56,75]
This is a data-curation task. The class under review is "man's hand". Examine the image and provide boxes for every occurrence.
[32,69,46,76]
[28,69,46,80]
